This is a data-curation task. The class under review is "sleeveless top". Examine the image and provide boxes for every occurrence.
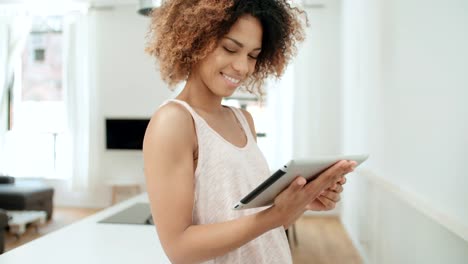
[162,99,292,264]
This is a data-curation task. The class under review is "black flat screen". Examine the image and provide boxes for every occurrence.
[106,119,150,150]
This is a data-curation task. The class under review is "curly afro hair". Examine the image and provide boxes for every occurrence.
[145,0,307,95]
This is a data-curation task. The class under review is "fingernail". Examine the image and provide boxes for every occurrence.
[297,178,306,185]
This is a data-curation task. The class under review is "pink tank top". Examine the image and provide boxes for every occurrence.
[165,99,292,264]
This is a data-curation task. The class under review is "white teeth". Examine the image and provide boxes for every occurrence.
[222,73,240,84]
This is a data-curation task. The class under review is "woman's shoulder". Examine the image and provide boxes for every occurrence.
[238,108,254,124]
[238,108,257,139]
[144,101,196,146]
[155,100,193,122]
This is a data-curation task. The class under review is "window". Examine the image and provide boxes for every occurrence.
[5,16,68,179]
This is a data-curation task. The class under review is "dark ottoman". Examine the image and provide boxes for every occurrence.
[0,209,8,254]
[0,177,54,220]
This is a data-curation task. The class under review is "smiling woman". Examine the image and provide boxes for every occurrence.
[145,0,306,96]
[143,1,356,264]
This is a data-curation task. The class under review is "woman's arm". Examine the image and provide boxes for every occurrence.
[144,104,354,264]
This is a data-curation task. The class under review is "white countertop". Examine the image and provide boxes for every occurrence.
[0,193,171,264]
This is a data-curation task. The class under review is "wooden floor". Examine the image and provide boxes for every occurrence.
[4,209,361,263]
[291,216,362,264]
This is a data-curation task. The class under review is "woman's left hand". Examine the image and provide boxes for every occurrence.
[305,176,346,211]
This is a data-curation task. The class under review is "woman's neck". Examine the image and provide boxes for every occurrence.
[177,74,225,113]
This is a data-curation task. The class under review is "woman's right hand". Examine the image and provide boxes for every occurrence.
[270,160,355,229]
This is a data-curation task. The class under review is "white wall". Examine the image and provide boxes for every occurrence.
[0,22,7,161]
[288,1,343,216]
[53,5,172,207]
[341,0,468,262]
[92,4,171,189]
[293,0,342,159]
[378,0,468,223]
[0,21,7,136]
[265,0,343,169]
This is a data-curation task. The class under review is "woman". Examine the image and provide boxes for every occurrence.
[143,1,356,263]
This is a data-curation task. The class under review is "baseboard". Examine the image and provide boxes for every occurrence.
[358,168,468,243]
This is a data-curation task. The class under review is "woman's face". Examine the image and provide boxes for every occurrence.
[192,14,263,97]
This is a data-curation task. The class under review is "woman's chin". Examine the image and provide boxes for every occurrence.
[213,84,237,98]
[221,88,237,98]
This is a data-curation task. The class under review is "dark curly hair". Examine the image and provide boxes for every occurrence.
[145,0,307,95]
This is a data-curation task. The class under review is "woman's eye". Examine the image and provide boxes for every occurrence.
[223,47,235,53]
[249,55,258,60]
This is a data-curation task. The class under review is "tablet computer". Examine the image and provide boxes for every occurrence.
[233,154,369,210]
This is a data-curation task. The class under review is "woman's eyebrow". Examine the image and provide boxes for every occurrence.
[224,37,262,51]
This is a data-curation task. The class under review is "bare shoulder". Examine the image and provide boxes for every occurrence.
[240,108,257,140]
[144,102,196,150]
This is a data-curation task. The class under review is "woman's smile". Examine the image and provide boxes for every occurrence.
[221,72,242,88]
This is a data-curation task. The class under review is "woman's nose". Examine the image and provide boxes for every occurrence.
[232,55,250,76]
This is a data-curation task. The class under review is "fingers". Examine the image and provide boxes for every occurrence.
[338,176,347,185]
[320,190,341,203]
[274,176,310,226]
[328,176,346,191]
[344,160,356,174]
[317,196,336,210]
[295,176,307,187]
[328,182,344,193]
[288,176,307,193]
[304,160,351,193]
[303,159,357,203]
[327,160,354,181]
